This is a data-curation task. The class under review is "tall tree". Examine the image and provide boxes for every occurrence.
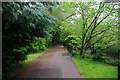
[59,2,117,55]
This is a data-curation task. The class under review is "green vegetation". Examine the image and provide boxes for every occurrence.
[2,2,58,77]
[2,2,118,78]
[59,2,118,56]
[21,52,43,65]
[12,52,44,78]
[72,55,118,78]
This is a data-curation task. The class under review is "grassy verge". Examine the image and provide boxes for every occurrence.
[21,49,48,65]
[19,50,47,67]
[18,52,44,68]
[13,52,44,77]
[22,53,43,65]
[14,51,45,77]
[72,55,118,79]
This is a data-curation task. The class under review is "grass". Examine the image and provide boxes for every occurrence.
[19,51,45,68]
[72,55,118,79]
[21,49,48,65]
[13,50,46,77]
[14,52,43,77]
[22,53,43,64]
[18,53,40,69]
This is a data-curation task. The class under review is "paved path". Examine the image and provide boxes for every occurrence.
[16,46,82,78]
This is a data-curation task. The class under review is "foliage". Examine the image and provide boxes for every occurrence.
[59,2,118,56]
[2,2,57,77]
[104,56,119,66]
[2,2,118,78]
[27,37,47,53]
[106,45,119,58]
[92,52,106,61]
[58,2,118,68]
[21,52,43,65]
[65,35,80,46]
[81,53,93,59]
[64,35,80,56]
[71,47,79,56]
[103,45,119,66]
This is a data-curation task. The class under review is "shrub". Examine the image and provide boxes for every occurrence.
[81,54,93,59]
[106,45,119,58]
[71,47,79,56]
[104,56,119,66]
[91,52,119,66]
[2,47,27,77]
[12,47,27,61]
[102,45,119,66]
[65,35,80,56]
[27,37,47,53]
[94,45,104,52]
[92,52,106,61]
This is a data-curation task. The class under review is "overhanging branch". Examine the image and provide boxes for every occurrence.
[95,5,114,27]
[61,13,76,21]
[91,29,108,38]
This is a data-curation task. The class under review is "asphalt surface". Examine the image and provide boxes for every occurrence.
[16,46,82,78]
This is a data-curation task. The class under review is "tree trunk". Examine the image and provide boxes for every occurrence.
[91,44,96,54]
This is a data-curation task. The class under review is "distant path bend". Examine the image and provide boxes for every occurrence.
[16,46,82,78]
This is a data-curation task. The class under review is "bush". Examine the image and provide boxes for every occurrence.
[27,37,47,53]
[81,54,93,59]
[102,45,119,66]
[104,56,119,66]
[71,47,79,56]
[94,45,104,52]
[91,52,119,66]
[65,35,80,56]
[106,45,119,58]
[12,47,27,61]
[92,52,106,61]
[2,47,27,77]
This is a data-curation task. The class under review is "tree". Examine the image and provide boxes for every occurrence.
[77,2,117,55]
[58,2,117,55]
[2,2,57,77]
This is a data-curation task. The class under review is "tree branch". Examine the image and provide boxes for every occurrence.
[85,2,104,34]
[106,43,117,49]
[92,31,107,45]
[84,4,114,48]
[61,13,76,21]
[95,5,114,27]
[91,29,108,38]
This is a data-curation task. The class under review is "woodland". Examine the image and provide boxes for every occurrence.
[2,2,119,78]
